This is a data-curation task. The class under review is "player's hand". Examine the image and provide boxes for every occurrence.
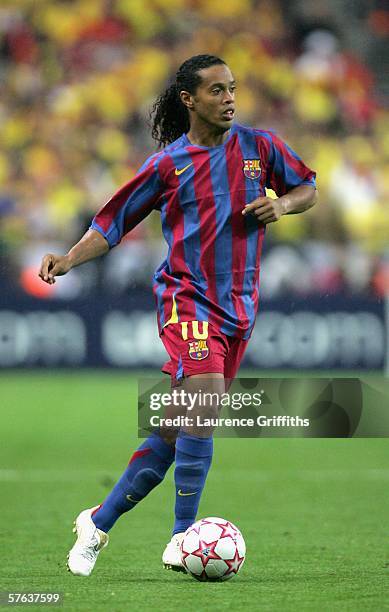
[242,196,286,224]
[39,254,71,285]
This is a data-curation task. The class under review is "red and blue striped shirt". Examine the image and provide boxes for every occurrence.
[91,123,316,339]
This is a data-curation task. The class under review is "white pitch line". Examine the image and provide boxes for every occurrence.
[1,468,389,482]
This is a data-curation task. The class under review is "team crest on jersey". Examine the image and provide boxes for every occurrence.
[188,340,209,360]
[243,159,261,180]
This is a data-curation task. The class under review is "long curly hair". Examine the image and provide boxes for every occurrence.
[150,54,226,148]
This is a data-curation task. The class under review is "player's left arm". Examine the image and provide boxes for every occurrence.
[243,131,318,224]
[242,184,318,224]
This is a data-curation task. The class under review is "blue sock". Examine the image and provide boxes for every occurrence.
[92,432,175,532]
[173,431,213,535]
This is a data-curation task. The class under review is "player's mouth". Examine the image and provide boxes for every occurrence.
[222,109,234,120]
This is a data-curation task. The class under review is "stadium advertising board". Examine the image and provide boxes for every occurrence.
[0,295,386,370]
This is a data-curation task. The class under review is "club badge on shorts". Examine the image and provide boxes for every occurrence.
[243,159,261,180]
[188,340,209,360]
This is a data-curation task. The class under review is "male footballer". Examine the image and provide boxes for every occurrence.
[39,55,317,576]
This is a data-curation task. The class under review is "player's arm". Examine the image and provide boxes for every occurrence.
[39,154,163,285]
[242,185,318,224]
[243,131,317,225]
[39,229,109,285]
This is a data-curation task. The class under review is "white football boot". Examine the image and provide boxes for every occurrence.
[67,507,109,576]
[162,533,186,572]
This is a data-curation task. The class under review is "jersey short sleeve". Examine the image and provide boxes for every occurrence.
[266,132,316,197]
[90,154,163,248]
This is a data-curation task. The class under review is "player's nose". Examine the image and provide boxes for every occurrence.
[224,92,234,104]
[222,89,234,104]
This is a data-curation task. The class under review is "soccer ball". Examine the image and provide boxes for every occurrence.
[181,517,246,581]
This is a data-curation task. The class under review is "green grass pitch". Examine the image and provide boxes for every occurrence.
[0,373,388,611]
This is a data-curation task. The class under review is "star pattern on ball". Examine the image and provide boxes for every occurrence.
[224,548,245,575]
[191,538,221,566]
[181,518,246,581]
[217,521,239,539]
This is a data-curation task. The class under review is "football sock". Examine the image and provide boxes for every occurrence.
[92,432,175,532]
[173,431,213,535]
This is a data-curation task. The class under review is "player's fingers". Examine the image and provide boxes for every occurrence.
[242,203,259,215]
[260,215,277,224]
[253,204,273,215]
[39,255,54,282]
[48,261,63,279]
[242,198,271,215]
[255,208,274,218]
[38,255,49,278]
[255,211,275,223]
[253,208,275,221]
[243,204,269,217]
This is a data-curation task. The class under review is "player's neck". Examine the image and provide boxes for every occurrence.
[186,123,230,148]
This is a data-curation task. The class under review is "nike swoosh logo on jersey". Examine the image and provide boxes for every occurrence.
[175,163,193,176]
[126,494,140,503]
[178,489,197,496]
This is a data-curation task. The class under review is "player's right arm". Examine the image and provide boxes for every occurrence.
[39,229,109,285]
[39,152,164,285]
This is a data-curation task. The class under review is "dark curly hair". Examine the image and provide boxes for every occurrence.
[150,54,226,148]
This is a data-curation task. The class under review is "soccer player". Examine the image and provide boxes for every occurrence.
[39,55,317,576]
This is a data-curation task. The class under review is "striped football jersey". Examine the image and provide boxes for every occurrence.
[91,123,316,338]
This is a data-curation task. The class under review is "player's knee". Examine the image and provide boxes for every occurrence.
[192,402,219,422]
[159,427,179,446]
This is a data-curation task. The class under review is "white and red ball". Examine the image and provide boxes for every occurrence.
[181,517,246,581]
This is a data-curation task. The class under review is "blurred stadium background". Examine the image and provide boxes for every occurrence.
[1,4,388,608]
[0,0,388,372]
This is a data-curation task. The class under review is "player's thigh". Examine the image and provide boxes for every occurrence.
[159,374,225,442]
[224,337,249,389]
[181,373,225,437]
[158,379,186,446]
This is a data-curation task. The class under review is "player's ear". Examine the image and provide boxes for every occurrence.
[180,90,194,110]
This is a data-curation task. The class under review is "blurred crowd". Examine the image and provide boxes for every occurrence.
[0,0,388,300]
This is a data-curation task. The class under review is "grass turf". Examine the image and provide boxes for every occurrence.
[0,373,388,611]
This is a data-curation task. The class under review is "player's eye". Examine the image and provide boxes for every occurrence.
[212,88,221,95]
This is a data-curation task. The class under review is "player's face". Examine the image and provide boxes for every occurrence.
[185,64,236,132]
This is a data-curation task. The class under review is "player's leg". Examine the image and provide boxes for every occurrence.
[67,337,188,578]
[173,373,224,532]
[223,335,249,390]
[92,431,176,532]
[163,331,249,571]
[68,321,192,576]
[170,329,249,539]
[90,371,186,535]
[67,430,176,576]
[163,373,224,571]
